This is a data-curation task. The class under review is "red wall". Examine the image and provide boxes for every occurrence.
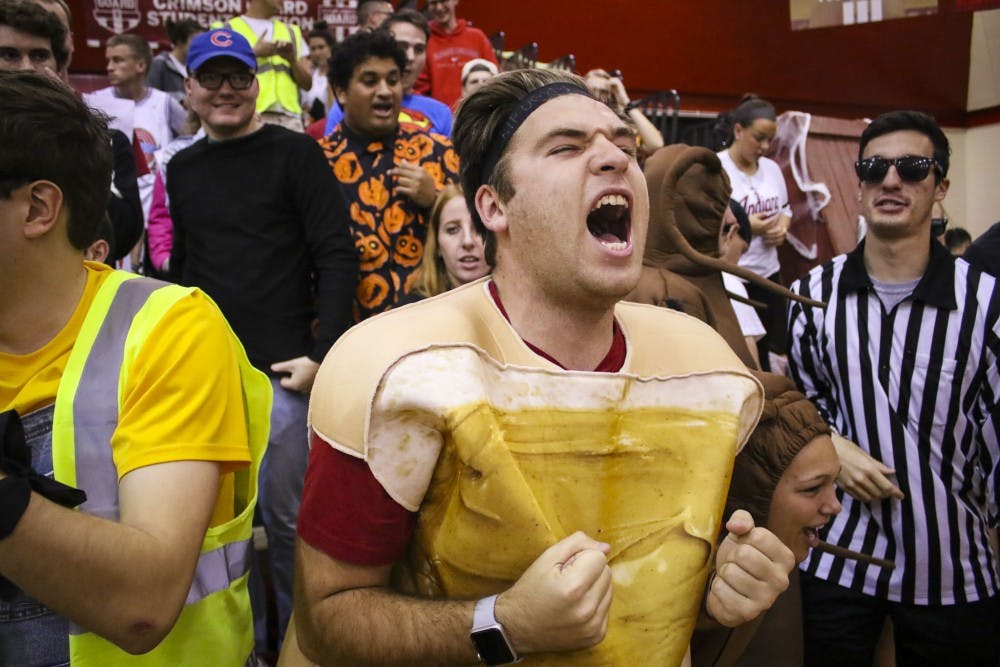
[462,1,976,124]
[69,1,982,124]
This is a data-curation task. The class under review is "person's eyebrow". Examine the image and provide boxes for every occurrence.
[534,124,634,150]
[796,468,841,484]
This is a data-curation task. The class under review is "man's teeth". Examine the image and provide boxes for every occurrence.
[600,239,627,251]
[592,193,628,211]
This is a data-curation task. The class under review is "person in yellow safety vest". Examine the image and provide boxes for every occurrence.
[0,70,271,667]
[217,0,312,131]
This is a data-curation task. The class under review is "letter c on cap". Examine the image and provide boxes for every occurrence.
[211,31,233,47]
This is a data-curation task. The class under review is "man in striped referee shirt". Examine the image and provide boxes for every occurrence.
[788,110,1000,664]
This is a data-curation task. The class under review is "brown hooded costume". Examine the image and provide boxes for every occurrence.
[627,145,823,370]
[691,373,832,667]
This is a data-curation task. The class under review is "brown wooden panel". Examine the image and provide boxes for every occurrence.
[772,114,867,283]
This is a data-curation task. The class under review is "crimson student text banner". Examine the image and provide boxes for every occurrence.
[83,0,360,49]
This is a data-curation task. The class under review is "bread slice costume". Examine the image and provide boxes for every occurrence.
[308,281,763,665]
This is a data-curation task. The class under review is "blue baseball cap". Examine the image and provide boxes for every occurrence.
[186,29,257,72]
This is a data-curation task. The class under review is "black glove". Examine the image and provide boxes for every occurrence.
[0,410,86,509]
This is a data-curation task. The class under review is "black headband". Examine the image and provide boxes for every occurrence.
[479,82,593,188]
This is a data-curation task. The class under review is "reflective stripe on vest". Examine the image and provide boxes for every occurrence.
[225,16,302,114]
[51,269,268,665]
[72,277,158,521]
[184,538,251,605]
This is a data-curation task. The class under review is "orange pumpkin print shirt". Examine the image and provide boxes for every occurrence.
[321,123,459,321]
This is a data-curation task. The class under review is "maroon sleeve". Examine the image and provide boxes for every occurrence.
[298,431,416,566]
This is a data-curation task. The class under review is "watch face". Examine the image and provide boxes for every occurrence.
[471,627,516,665]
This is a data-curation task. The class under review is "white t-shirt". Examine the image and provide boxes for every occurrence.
[722,272,766,339]
[84,87,185,221]
[718,149,791,278]
[303,69,330,116]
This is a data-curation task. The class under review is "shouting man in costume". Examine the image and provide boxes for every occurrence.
[289,70,794,666]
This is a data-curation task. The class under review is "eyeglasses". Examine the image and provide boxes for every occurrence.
[854,156,941,184]
[194,70,255,90]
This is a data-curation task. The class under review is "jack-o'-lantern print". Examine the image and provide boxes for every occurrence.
[333,152,363,184]
[423,162,445,189]
[356,273,390,311]
[382,201,411,235]
[395,133,434,164]
[402,266,420,295]
[393,232,423,268]
[327,123,461,321]
[321,136,348,160]
[350,202,376,230]
[356,234,389,272]
[443,148,459,175]
[359,177,389,209]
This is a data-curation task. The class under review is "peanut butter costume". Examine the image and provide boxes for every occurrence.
[307,279,763,665]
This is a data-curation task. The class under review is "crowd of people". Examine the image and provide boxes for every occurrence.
[0,0,998,665]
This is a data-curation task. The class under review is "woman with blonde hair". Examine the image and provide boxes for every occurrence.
[412,185,490,299]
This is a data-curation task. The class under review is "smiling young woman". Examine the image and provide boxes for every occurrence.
[692,373,841,667]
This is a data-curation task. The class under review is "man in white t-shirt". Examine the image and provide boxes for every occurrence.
[84,33,185,224]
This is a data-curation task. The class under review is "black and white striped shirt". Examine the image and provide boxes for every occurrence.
[788,239,1000,605]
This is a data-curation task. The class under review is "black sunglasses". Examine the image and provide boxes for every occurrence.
[194,70,255,91]
[855,156,941,184]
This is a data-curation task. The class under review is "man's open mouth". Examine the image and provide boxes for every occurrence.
[587,194,631,251]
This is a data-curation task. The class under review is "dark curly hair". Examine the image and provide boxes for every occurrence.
[327,28,406,92]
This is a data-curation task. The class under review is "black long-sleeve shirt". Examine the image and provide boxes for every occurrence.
[107,129,143,262]
[167,124,357,373]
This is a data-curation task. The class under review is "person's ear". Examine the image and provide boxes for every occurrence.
[23,181,64,240]
[334,85,347,107]
[84,238,110,263]
[475,184,507,234]
[934,177,950,203]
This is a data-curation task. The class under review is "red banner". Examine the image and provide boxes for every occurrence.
[83,0,360,49]
[954,0,1000,9]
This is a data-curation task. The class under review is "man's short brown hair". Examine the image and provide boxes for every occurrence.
[0,0,68,69]
[452,69,588,266]
[107,32,152,71]
[0,70,113,250]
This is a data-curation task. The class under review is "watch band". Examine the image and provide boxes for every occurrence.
[471,594,520,665]
[473,594,499,629]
